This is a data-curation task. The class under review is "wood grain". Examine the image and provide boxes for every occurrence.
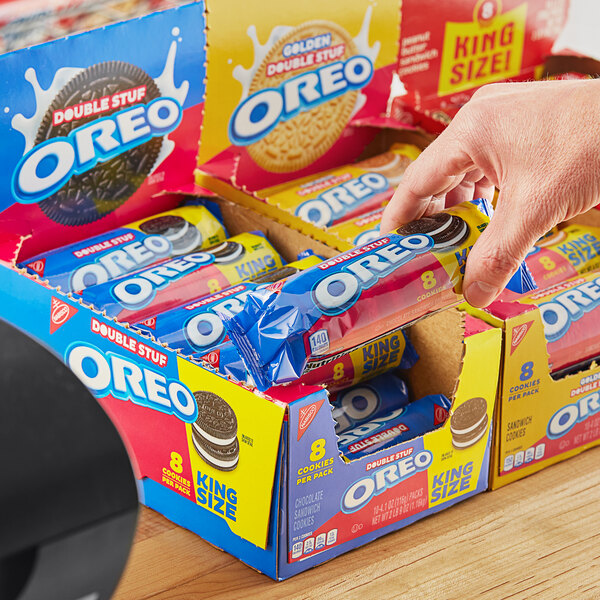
[114,447,600,600]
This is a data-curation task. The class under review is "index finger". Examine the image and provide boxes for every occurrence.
[381,131,475,232]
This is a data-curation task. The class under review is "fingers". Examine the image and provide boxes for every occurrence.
[473,175,496,204]
[463,189,542,307]
[381,128,474,232]
[445,178,476,207]
[423,195,446,216]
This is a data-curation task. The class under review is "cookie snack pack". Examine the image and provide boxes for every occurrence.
[225,199,534,390]
[295,327,418,390]
[328,207,384,247]
[256,145,420,229]
[81,231,284,323]
[338,394,452,459]
[330,372,411,434]
[135,254,322,357]
[523,224,600,290]
[20,204,227,292]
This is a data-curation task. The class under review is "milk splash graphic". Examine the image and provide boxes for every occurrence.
[10,26,189,175]
[232,6,380,118]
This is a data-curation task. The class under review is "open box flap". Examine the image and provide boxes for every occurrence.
[198,0,400,192]
[0,2,207,259]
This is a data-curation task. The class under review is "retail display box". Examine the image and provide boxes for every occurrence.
[468,209,600,490]
[0,0,186,54]
[0,200,502,578]
[0,0,502,580]
[198,0,403,191]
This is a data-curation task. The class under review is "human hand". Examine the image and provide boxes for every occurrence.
[381,79,600,307]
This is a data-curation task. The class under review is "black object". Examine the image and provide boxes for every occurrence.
[0,319,138,600]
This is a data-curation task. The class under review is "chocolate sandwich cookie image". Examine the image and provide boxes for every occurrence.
[450,397,489,449]
[192,430,240,472]
[139,215,201,256]
[192,391,239,471]
[206,240,245,264]
[35,61,163,226]
[251,265,299,284]
[397,213,470,251]
[139,215,188,237]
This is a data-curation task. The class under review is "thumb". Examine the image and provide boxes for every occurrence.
[463,192,541,308]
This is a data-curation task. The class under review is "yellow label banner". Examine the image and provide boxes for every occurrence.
[438,4,527,96]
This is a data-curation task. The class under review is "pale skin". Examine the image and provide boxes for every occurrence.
[381,79,600,307]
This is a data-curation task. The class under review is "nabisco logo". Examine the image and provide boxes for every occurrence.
[298,399,325,441]
[142,316,157,330]
[511,320,534,355]
[27,259,46,276]
[267,279,286,294]
[202,350,221,368]
[434,404,449,426]
[50,297,78,334]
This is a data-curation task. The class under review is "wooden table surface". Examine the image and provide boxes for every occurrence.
[114,447,600,600]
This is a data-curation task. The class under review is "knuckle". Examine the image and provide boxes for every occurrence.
[477,245,522,281]
[471,82,506,99]
[399,163,423,196]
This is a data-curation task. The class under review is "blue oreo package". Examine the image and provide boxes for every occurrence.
[134,254,323,355]
[330,372,410,434]
[337,394,452,459]
[224,199,536,391]
[19,204,227,293]
[194,341,249,384]
[80,231,284,323]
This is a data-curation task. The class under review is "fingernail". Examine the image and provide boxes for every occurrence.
[465,281,499,308]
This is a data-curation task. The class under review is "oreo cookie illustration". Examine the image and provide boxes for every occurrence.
[192,431,239,471]
[35,61,164,226]
[450,397,488,449]
[140,215,201,255]
[192,391,239,471]
[206,241,245,264]
[251,265,299,284]
[398,213,469,250]
[139,215,187,237]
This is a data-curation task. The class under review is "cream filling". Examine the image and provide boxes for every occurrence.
[433,220,468,249]
[451,413,487,436]
[452,423,488,448]
[164,220,189,241]
[193,435,238,468]
[172,228,201,255]
[193,423,237,446]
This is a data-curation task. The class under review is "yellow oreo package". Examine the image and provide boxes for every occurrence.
[525,223,600,289]
[328,206,384,249]
[257,144,421,230]
[297,328,418,391]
